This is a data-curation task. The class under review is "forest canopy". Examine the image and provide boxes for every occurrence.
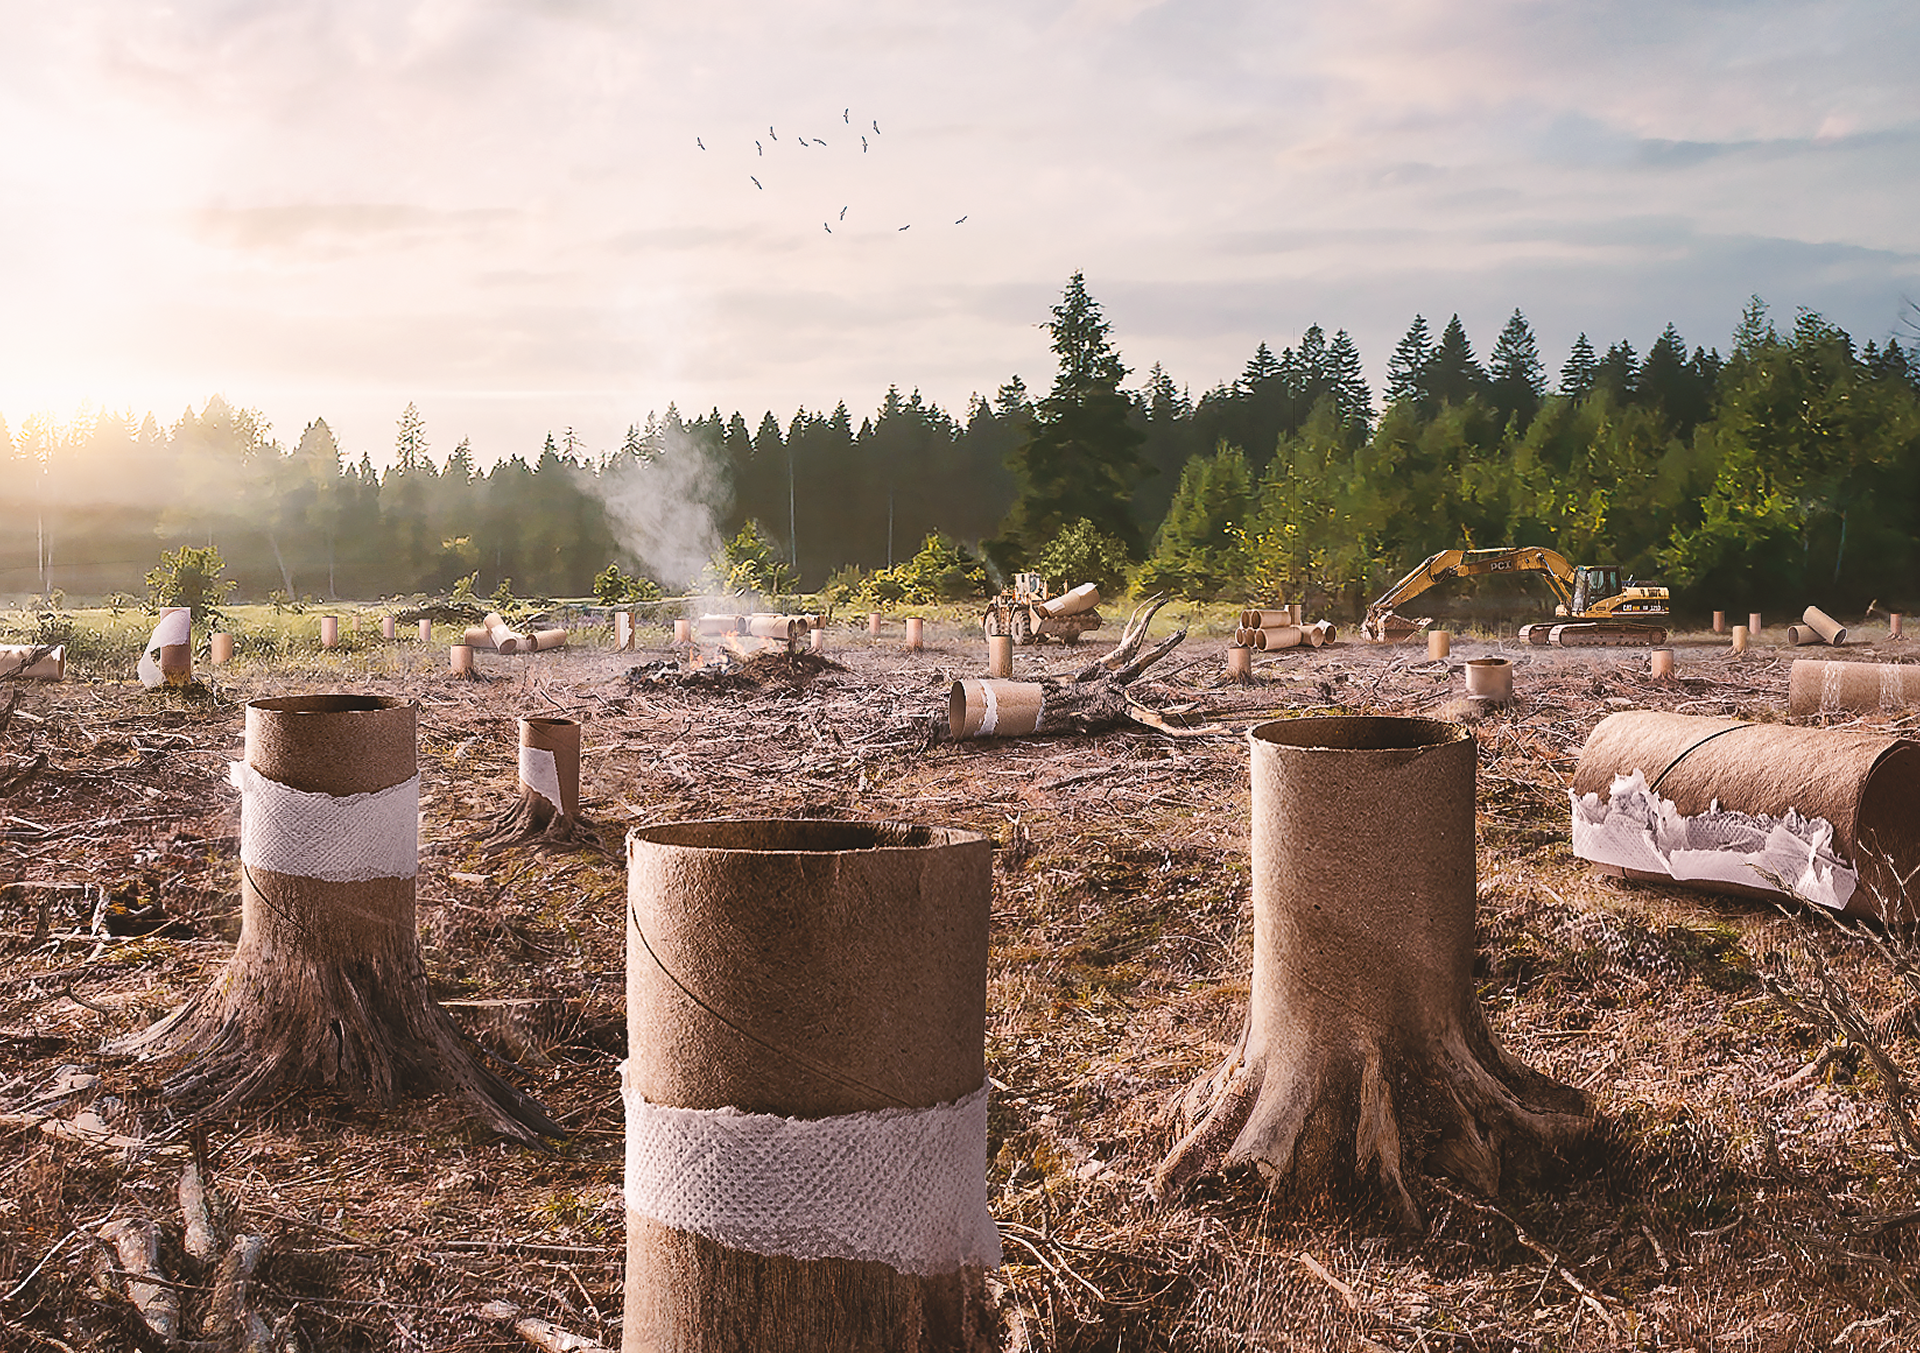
[2,288,1916,617]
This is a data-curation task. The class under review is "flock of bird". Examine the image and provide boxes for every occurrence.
[697,109,967,236]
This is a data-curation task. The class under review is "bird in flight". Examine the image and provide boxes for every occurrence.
[756,140,763,155]
[839,205,848,220]
[955,215,967,223]
[861,136,868,152]
[823,222,832,233]
[797,138,809,149]
[843,108,849,122]
[696,137,706,150]
[872,120,881,134]
[751,176,763,189]
[768,126,777,140]
[898,224,910,231]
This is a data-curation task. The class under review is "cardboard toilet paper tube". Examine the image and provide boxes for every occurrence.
[1225,645,1252,679]
[986,635,1012,678]
[320,616,339,648]
[209,633,234,666]
[1731,624,1749,653]
[868,613,883,637]
[462,625,492,648]
[1464,656,1513,702]
[1713,611,1727,634]
[1040,583,1099,618]
[696,615,747,637]
[1308,620,1337,645]
[518,717,581,819]
[747,615,804,640]
[905,617,925,651]
[450,644,474,675]
[624,820,996,1350]
[350,615,360,633]
[530,628,568,652]
[672,618,691,644]
[139,607,193,688]
[949,680,1046,739]
[484,612,525,654]
[1803,605,1847,646]
[1788,625,1823,647]
[417,618,433,643]
[1250,625,1303,651]
[614,612,634,651]
[1748,611,1763,635]
[1571,710,1920,919]
[1789,660,1920,718]
[808,628,824,653]
[1649,649,1675,679]
[1892,613,1905,639]
[0,644,65,680]
[1287,603,1304,626]
[1240,609,1291,630]
[381,615,396,640]
[1427,630,1451,660]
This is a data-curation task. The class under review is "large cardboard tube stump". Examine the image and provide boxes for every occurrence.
[119,695,557,1141]
[1464,656,1513,704]
[1154,716,1591,1226]
[481,716,596,851]
[986,635,1012,678]
[624,820,999,1352]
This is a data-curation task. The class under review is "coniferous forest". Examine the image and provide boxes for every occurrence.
[3,277,1917,618]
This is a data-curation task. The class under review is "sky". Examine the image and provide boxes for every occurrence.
[1,0,1917,469]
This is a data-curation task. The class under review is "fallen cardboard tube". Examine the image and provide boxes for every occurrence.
[1731,624,1749,653]
[747,615,805,640]
[1787,625,1823,647]
[1427,630,1451,660]
[1571,710,1920,919]
[120,693,557,1142]
[1464,656,1512,703]
[1308,620,1337,645]
[1803,605,1847,646]
[1225,645,1252,679]
[1789,659,1920,718]
[484,612,526,654]
[986,635,1012,679]
[139,607,193,688]
[417,618,433,643]
[450,644,474,675]
[462,625,492,648]
[949,679,1046,739]
[531,628,568,651]
[1248,625,1302,652]
[905,617,924,651]
[320,616,339,648]
[209,633,234,666]
[1713,611,1727,634]
[696,615,747,637]
[1649,648,1674,679]
[381,615,396,641]
[1241,609,1290,630]
[1041,583,1099,618]
[624,819,997,1349]
[0,644,65,680]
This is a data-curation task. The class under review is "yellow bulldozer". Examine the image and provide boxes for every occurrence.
[1361,546,1670,646]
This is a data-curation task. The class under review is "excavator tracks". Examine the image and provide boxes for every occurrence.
[1518,622,1669,647]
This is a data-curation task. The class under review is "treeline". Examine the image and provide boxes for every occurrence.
[1,288,1916,613]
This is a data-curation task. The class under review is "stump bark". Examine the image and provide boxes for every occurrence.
[121,694,558,1143]
[1153,716,1591,1226]
[479,716,603,852]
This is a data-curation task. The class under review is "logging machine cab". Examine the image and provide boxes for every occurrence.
[1569,565,1622,616]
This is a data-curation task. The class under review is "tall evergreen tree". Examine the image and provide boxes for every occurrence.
[1328,330,1373,432]
[994,272,1149,563]
[1424,315,1488,407]
[1488,309,1546,426]
[1560,334,1598,398]
[1385,315,1433,406]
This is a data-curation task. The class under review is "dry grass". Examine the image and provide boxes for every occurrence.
[1,619,1917,1349]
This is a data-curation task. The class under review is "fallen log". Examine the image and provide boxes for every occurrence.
[949,628,1205,739]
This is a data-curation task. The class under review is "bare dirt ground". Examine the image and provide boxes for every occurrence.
[2,616,1918,1351]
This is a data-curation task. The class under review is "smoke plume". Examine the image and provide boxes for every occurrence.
[594,428,731,593]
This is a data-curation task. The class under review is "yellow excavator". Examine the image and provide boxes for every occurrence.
[1361,546,1670,646]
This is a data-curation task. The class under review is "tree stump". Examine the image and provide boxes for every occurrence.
[1153,716,1591,1226]
[624,820,1000,1352]
[480,716,602,852]
[121,694,558,1143]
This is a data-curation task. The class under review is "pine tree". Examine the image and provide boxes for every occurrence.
[1488,309,1545,426]
[1593,342,1639,402]
[1424,315,1488,407]
[1385,316,1433,406]
[1240,342,1282,393]
[994,272,1149,563]
[1560,334,1598,399]
[1329,330,1372,432]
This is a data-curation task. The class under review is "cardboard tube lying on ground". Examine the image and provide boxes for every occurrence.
[531,628,567,651]
[1041,583,1099,618]
[1731,625,1749,653]
[986,636,1012,678]
[450,644,474,675]
[747,615,805,640]
[1240,609,1290,630]
[1225,645,1252,679]
[624,819,998,1351]
[697,615,747,637]
[1789,660,1920,718]
[139,608,193,688]
[1427,630,1451,660]
[0,644,65,680]
[484,612,525,654]
[1464,656,1512,703]
[209,633,234,666]
[418,618,434,643]
[1787,625,1823,647]
[1804,605,1847,645]
[1243,625,1302,651]
[949,680,1046,739]
[462,625,491,648]
[1570,710,1920,919]
[1306,620,1337,647]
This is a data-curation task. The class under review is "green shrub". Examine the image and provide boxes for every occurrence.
[145,546,234,622]
[1031,519,1133,599]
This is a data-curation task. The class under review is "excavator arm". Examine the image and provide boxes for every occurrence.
[1362,547,1578,641]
